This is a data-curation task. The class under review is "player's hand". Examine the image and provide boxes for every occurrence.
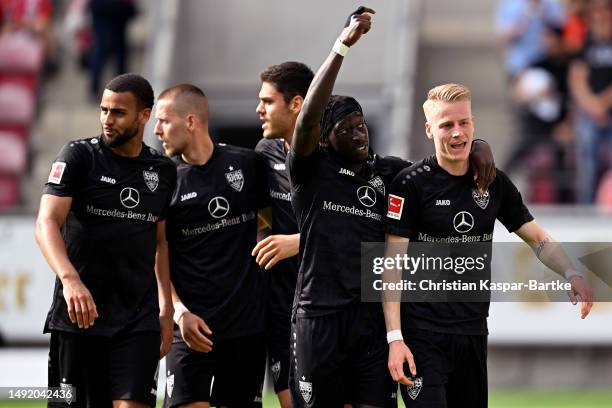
[251,233,299,270]
[178,312,213,353]
[388,340,416,386]
[338,6,375,47]
[469,139,496,195]
[159,309,173,358]
[61,275,99,329]
[568,275,594,319]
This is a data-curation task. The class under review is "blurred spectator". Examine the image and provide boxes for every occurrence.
[564,0,590,52]
[507,24,575,202]
[596,169,612,207]
[496,0,565,79]
[63,0,93,71]
[0,0,56,72]
[89,0,136,100]
[569,0,612,204]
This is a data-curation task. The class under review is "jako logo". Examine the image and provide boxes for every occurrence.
[181,192,197,202]
[100,175,116,184]
[436,199,450,206]
[339,168,355,177]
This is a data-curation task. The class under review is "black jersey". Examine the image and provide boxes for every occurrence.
[166,144,269,340]
[385,155,533,335]
[255,138,298,317]
[287,147,410,317]
[43,136,177,336]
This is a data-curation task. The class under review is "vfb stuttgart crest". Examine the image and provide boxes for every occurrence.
[472,188,490,209]
[271,361,281,383]
[143,170,159,192]
[166,373,175,398]
[60,381,75,404]
[225,166,244,192]
[406,376,423,400]
[299,378,313,404]
[368,175,385,195]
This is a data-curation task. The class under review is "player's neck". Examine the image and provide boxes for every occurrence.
[283,130,293,151]
[110,134,143,158]
[436,153,468,176]
[328,148,366,173]
[182,131,214,166]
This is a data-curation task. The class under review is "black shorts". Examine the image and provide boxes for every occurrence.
[48,330,160,408]
[289,303,397,408]
[399,329,488,408]
[266,312,291,393]
[163,332,266,408]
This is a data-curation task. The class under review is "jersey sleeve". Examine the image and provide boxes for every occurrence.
[255,153,270,210]
[286,148,322,189]
[43,142,88,197]
[385,169,421,238]
[254,138,268,156]
[159,163,177,221]
[496,170,534,232]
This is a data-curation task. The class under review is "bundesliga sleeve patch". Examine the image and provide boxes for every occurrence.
[387,194,405,220]
[48,162,66,184]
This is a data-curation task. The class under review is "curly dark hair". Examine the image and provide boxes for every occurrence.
[259,61,314,103]
[105,73,155,110]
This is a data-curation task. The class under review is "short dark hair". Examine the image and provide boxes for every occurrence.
[158,83,206,100]
[105,73,154,109]
[157,83,209,123]
[260,61,314,104]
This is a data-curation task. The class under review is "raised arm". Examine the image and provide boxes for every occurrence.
[292,7,375,157]
[514,220,593,318]
[35,194,99,329]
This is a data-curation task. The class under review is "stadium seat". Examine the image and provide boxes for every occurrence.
[0,131,27,174]
[528,146,556,204]
[0,33,44,73]
[0,174,21,209]
[0,72,38,93]
[0,82,36,124]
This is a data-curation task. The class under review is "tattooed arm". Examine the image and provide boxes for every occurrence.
[515,221,593,318]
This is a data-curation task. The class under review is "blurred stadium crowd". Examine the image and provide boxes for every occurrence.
[0,0,610,211]
[0,0,137,210]
[495,0,611,206]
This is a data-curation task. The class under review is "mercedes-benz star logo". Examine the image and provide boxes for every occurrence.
[208,196,230,219]
[357,185,377,208]
[120,187,140,209]
[453,211,474,233]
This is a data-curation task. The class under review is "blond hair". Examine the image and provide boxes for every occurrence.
[423,83,471,121]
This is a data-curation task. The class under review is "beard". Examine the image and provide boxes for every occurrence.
[102,123,140,148]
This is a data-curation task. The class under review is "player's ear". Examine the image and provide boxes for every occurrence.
[425,121,433,140]
[139,107,152,125]
[186,113,196,132]
[290,95,304,114]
